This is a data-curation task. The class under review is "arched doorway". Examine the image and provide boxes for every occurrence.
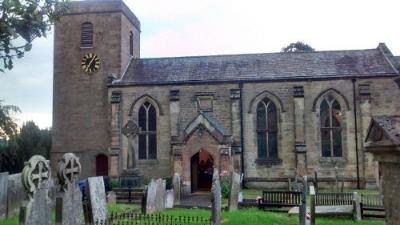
[191,149,214,192]
[96,154,109,176]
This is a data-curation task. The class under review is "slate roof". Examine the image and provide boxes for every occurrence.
[113,47,399,86]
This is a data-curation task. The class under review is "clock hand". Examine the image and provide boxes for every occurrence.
[88,56,96,68]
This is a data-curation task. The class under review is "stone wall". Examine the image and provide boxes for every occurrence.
[110,76,400,188]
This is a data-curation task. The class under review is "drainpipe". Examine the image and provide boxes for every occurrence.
[239,82,245,188]
[352,78,361,189]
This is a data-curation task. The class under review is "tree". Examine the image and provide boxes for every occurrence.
[0,100,20,138]
[0,121,52,173]
[0,0,68,71]
[281,41,315,53]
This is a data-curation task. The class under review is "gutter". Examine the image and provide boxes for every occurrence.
[352,78,361,189]
[239,82,245,188]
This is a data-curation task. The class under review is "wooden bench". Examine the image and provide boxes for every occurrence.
[315,192,353,206]
[113,188,146,204]
[361,194,385,218]
[258,191,302,209]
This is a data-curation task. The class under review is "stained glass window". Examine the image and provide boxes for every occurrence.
[320,96,342,157]
[256,98,278,159]
[138,102,157,159]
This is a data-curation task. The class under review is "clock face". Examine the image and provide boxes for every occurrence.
[81,53,100,74]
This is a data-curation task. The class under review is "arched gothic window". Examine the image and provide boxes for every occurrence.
[81,22,93,48]
[129,31,134,56]
[320,95,342,157]
[256,98,278,159]
[138,102,157,159]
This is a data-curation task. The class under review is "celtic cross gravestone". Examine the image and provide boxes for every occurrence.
[55,153,83,225]
[19,155,52,225]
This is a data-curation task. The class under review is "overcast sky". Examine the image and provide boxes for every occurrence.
[0,0,399,129]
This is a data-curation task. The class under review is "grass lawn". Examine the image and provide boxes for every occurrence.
[0,205,384,225]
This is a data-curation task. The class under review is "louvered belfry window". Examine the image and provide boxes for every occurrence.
[129,31,134,56]
[81,22,94,48]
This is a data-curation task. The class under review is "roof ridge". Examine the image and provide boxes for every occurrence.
[139,48,378,61]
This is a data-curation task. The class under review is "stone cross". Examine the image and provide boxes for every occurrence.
[172,173,181,205]
[19,155,52,225]
[122,120,139,169]
[211,168,221,225]
[228,171,240,211]
[84,177,107,224]
[0,172,8,219]
[56,153,83,225]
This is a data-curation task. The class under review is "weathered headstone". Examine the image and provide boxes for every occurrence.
[55,153,83,225]
[309,184,316,225]
[19,155,52,225]
[84,176,107,224]
[172,173,181,205]
[299,176,307,225]
[228,171,240,211]
[352,192,362,221]
[155,178,166,211]
[165,189,174,208]
[0,172,9,218]
[146,179,157,214]
[7,173,26,216]
[107,191,117,204]
[211,168,221,225]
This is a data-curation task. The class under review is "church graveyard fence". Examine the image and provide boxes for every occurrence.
[95,211,212,225]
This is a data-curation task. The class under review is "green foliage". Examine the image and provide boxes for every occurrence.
[0,0,69,72]
[0,100,20,138]
[0,120,52,173]
[281,41,315,53]
[220,175,231,199]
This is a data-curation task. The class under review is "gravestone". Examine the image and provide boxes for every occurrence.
[211,168,221,225]
[165,189,174,208]
[55,153,83,225]
[7,173,26,216]
[228,171,240,211]
[146,179,157,214]
[299,176,307,225]
[107,191,117,204]
[0,172,8,218]
[352,192,362,221]
[19,155,52,225]
[172,173,181,205]
[155,178,166,211]
[84,176,107,224]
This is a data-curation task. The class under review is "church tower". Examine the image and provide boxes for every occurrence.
[51,0,140,178]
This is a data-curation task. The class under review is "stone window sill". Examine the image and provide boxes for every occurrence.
[137,159,159,165]
[319,157,347,167]
[255,158,282,167]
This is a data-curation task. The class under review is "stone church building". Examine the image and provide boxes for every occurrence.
[51,0,400,192]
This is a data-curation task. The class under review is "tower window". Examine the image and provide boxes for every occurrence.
[129,31,134,56]
[81,22,94,48]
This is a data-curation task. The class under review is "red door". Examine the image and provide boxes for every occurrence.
[96,154,109,176]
